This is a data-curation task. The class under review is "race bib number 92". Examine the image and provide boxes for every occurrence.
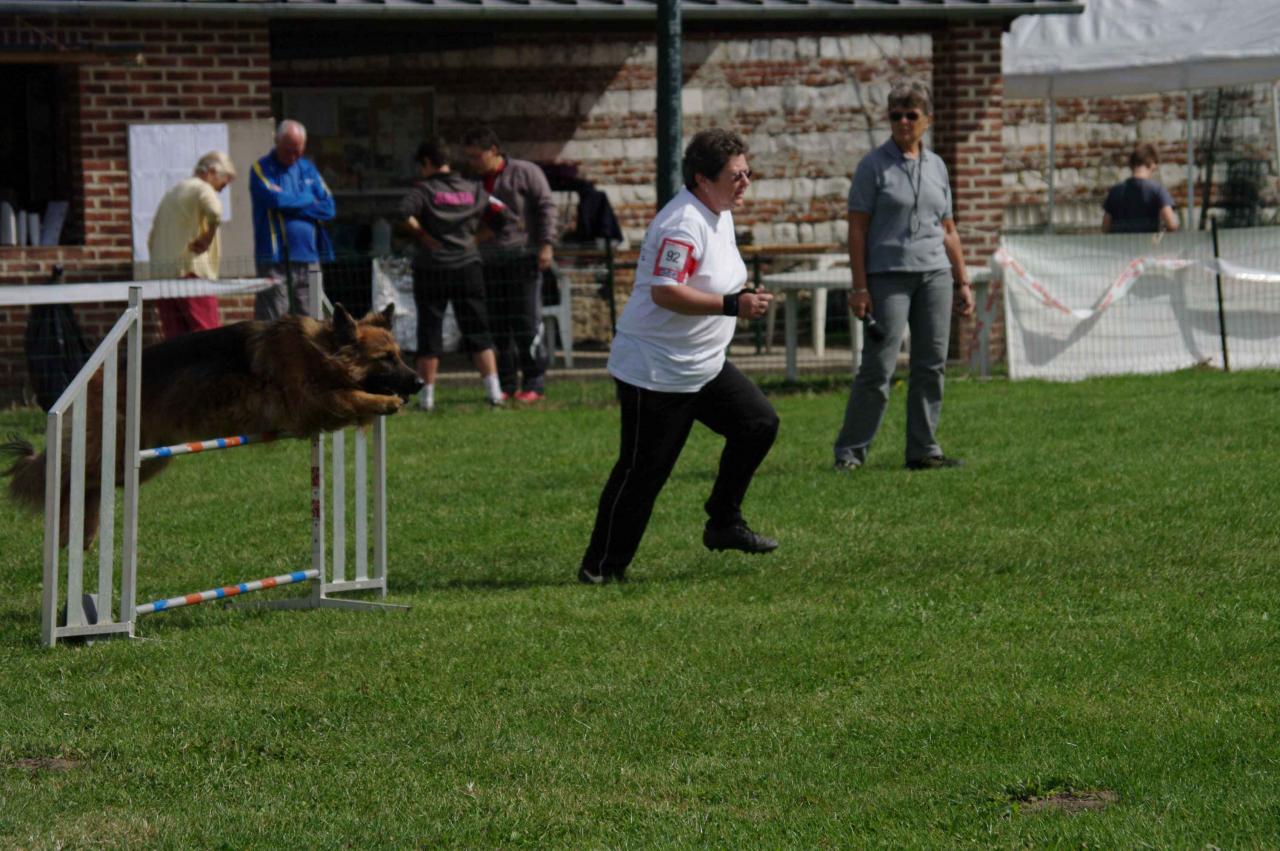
[654,238,696,283]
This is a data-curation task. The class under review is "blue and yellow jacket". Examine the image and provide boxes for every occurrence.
[250,153,336,264]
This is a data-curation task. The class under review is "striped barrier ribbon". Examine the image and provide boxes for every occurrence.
[993,249,1280,322]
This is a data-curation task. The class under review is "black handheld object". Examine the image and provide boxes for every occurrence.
[861,314,886,343]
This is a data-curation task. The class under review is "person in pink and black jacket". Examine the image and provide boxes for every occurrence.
[399,137,516,411]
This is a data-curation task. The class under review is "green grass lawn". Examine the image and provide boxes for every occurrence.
[2,369,1278,848]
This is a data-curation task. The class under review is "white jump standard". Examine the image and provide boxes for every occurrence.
[37,285,407,648]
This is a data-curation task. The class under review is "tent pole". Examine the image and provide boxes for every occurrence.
[1185,90,1196,231]
[1046,93,1056,234]
[1272,83,1280,178]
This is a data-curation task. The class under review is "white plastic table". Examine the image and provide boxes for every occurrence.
[760,266,992,381]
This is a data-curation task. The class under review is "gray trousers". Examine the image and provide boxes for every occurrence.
[254,262,322,320]
[834,269,953,466]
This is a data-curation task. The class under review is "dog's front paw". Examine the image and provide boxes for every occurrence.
[378,395,405,415]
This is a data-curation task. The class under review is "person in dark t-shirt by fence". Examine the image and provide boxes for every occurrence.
[1102,143,1180,234]
[399,137,515,411]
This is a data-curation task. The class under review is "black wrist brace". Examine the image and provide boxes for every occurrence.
[723,293,741,317]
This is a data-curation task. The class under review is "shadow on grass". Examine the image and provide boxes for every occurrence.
[397,559,761,594]
[414,575,572,593]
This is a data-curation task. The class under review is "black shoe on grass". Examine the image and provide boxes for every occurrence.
[905,455,963,471]
[578,565,626,585]
[703,523,779,554]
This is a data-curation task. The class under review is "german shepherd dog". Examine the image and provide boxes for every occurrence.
[3,303,423,543]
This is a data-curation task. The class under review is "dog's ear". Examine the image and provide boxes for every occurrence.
[333,303,357,344]
[357,304,394,328]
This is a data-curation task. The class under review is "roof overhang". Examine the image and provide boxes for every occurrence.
[0,1,1086,24]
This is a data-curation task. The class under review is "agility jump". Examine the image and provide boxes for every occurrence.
[32,285,408,647]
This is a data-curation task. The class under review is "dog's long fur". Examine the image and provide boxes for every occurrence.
[2,303,422,543]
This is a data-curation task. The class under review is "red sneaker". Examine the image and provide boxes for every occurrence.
[514,390,545,403]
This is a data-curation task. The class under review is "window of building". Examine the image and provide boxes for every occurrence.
[0,65,78,247]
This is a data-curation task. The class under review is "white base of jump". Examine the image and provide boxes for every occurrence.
[232,594,409,613]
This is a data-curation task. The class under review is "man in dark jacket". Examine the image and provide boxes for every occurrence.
[250,119,336,319]
[400,137,514,410]
[463,127,559,403]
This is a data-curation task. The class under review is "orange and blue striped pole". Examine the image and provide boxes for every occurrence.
[135,568,319,616]
[139,431,283,461]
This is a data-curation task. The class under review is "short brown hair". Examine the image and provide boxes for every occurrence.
[887,81,933,117]
[682,129,749,191]
[1130,143,1159,170]
[415,137,451,169]
[462,127,500,154]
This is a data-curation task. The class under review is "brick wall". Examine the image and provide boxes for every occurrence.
[273,31,936,247]
[0,16,271,406]
[931,20,1005,361]
[1,18,1017,403]
[276,26,1013,359]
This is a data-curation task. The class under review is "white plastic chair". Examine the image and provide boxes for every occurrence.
[542,267,573,368]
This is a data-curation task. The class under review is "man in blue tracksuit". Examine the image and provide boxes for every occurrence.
[250,119,336,319]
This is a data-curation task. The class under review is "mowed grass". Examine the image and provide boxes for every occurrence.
[1,368,1278,848]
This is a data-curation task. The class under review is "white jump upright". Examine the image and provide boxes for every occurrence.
[40,288,144,646]
[38,280,405,648]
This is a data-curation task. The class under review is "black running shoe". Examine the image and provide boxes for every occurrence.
[578,565,626,584]
[703,522,779,554]
[904,455,963,471]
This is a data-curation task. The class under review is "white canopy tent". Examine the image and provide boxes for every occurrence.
[1003,0,1280,231]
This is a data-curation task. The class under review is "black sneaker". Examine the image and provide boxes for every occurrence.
[703,522,779,554]
[578,565,626,585]
[905,455,963,471]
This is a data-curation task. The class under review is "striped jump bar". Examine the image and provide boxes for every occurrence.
[136,569,319,616]
[139,431,283,462]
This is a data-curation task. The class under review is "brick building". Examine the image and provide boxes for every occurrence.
[0,0,1081,406]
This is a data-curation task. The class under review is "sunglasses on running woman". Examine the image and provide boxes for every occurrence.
[889,110,923,123]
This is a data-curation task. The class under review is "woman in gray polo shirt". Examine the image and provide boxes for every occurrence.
[833,81,974,471]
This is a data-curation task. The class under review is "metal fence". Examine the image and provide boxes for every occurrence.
[7,227,1278,410]
[0,246,996,413]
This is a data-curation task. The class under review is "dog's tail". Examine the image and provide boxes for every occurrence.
[2,434,46,512]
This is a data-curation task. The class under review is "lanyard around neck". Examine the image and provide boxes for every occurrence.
[902,146,925,235]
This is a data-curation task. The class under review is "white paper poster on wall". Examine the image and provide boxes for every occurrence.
[129,123,231,263]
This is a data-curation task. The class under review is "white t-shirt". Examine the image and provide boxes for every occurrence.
[608,188,748,392]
